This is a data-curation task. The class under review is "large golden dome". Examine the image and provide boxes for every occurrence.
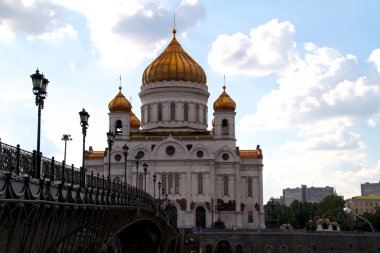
[108,86,132,113]
[130,111,141,129]
[213,85,236,112]
[142,29,207,85]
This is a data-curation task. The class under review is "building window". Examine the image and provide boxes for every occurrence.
[162,174,167,194]
[168,174,173,194]
[184,103,188,121]
[248,178,253,197]
[141,106,145,124]
[203,105,207,124]
[171,103,176,121]
[158,103,162,121]
[175,174,179,194]
[115,120,123,135]
[222,119,229,135]
[196,104,199,122]
[138,174,143,189]
[248,210,253,223]
[198,173,203,194]
[223,175,228,195]
[147,104,152,123]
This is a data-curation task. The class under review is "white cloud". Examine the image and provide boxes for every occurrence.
[0,22,15,40]
[231,21,380,200]
[208,19,298,76]
[27,24,77,40]
[0,0,77,41]
[368,48,380,74]
[56,0,205,69]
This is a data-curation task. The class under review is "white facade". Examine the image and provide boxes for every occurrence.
[85,32,265,229]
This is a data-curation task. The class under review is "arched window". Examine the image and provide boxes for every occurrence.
[147,104,152,123]
[203,105,207,124]
[138,174,143,189]
[222,119,229,135]
[184,103,188,121]
[168,174,173,194]
[198,173,203,194]
[247,177,253,197]
[223,175,229,195]
[141,106,145,124]
[115,120,122,135]
[171,103,176,121]
[158,103,162,121]
[236,245,243,253]
[162,174,167,194]
[196,104,199,122]
[175,174,180,194]
[248,210,253,223]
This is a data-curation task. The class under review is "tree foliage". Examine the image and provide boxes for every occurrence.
[264,195,346,229]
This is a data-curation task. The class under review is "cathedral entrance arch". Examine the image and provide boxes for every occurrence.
[216,240,231,253]
[164,204,178,227]
[195,206,206,228]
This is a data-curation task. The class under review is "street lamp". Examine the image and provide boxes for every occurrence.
[153,174,157,199]
[135,155,141,189]
[143,163,148,191]
[158,181,162,200]
[30,69,49,178]
[79,108,90,188]
[61,134,72,166]
[122,144,129,184]
[344,207,375,232]
[106,131,114,191]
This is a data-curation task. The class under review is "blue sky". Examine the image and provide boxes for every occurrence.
[1,0,380,202]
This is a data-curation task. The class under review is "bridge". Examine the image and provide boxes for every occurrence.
[0,140,180,253]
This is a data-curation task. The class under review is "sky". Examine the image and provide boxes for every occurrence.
[1,0,380,202]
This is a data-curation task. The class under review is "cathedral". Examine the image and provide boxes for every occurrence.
[85,28,265,230]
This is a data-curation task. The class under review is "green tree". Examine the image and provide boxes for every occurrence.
[288,200,317,229]
[315,195,345,221]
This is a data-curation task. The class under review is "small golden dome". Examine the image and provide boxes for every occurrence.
[213,85,236,112]
[108,86,132,113]
[130,111,141,129]
[142,29,207,85]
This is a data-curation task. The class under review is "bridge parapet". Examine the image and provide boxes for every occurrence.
[0,140,179,253]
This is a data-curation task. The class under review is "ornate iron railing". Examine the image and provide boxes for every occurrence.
[0,139,173,221]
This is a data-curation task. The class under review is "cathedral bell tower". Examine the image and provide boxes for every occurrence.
[108,84,132,140]
[213,84,236,140]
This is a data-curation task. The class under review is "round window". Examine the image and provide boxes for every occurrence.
[114,154,122,161]
[196,150,204,158]
[137,151,145,159]
[222,153,229,161]
[166,146,175,156]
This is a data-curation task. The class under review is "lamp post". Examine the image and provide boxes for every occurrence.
[122,144,129,184]
[153,174,157,199]
[135,155,140,189]
[143,163,148,191]
[344,207,375,232]
[79,108,90,188]
[30,69,49,179]
[158,181,161,200]
[106,131,114,191]
[61,134,72,166]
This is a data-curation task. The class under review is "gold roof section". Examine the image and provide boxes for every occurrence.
[239,145,263,159]
[130,111,141,129]
[85,150,105,160]
[213,85,236,112]
[108,86,132,113]
[142,29,207,85]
